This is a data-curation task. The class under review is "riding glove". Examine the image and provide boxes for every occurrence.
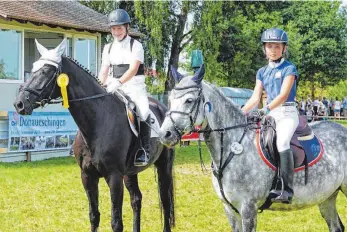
[106,78,122,93]
[258,106,270,117]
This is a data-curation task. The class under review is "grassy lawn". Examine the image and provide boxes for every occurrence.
[332,119,347,127]
[0,144,346,232]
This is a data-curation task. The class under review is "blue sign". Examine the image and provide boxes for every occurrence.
[8,111,78,152]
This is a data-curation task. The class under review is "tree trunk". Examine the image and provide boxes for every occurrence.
[165,8,188,91]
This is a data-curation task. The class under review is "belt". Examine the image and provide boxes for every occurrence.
[282,102,297,106]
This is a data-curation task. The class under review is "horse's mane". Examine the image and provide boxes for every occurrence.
[63,56,106,90]
[202,81,244,114]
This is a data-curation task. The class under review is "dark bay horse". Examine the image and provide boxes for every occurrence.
[14,39,175,232]
[160,65,347,232]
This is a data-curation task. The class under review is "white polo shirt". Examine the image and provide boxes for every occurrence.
[101,35,145,84]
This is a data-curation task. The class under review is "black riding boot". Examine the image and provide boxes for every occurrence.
[270,149,294,204]
[134,116,151,167]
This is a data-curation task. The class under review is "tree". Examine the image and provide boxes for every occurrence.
[326,79,347,100]
[135,1,201,91]
[285,1,347,97]
[79,1,116,46]
[191,1,292,88]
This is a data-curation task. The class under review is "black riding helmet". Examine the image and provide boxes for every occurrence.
[107,9,131,27]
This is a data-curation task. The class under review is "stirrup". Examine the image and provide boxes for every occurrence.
[270,177,293,204]
[271,192,293,204]
[134,148,149,167]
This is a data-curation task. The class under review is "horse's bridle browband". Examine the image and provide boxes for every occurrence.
[22,58,112,109]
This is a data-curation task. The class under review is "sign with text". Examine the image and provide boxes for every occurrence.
[8,111,78,152]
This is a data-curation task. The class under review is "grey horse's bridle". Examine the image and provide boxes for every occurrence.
[165,84,204,137]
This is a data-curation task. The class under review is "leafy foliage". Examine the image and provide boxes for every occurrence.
[192,1,347,97]
[80,1,347,96]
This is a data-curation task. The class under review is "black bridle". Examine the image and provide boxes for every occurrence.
[165,85,203,137]
[21,58,112,110]
[22,59,62,109]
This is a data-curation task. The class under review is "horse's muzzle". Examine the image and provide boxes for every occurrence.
[14,100,29,115]
[159,129,179,147]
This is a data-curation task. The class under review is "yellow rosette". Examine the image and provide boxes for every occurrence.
[57,73,70,108]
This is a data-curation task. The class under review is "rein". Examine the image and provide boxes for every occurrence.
[168,83,260,215]
[194,122,258,215]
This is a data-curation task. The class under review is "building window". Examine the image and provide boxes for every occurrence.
[24,31,64,81]
[0,29,22,80]
[66,37,73,57]
[75,38,97,75]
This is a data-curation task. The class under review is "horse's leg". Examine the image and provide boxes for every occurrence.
[81,171,100,232]
[154,146,175,232]
[124,175,142,232]
[240,201,258,232]
[106,174,124,232]
[318,191,345,232]
[224,204,241,232]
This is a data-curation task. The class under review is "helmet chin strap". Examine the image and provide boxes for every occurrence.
[116,33,128,42]
[115,24,129,42]
[268,57,284,68]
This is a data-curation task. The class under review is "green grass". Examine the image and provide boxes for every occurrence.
[0,144,346,232]
[332,119,347,126]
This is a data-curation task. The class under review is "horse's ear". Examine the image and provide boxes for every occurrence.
[54,38,67,56]
[35,39,48,55]
[192,64,205,84]
[171,65,184,83]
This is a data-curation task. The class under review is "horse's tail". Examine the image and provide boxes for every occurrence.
[155,146,175,229]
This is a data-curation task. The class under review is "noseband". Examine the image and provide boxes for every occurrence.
[165,84,204,137]
[22,58,62,109]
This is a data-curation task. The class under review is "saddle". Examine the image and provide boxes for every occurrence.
[113,90,161,138]
[256,115,324,212]
[257,115,324,172]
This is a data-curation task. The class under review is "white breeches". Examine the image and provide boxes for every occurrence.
[268,105,299,152]
[118,80,149,121]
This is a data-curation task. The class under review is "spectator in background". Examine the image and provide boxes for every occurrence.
[313,98,321,116]
[342,97,347,118]
[300,97,306,115]
[334,97,341,119]
[329,97,335,116]
[322,97,329,117]
[307,96,313,109]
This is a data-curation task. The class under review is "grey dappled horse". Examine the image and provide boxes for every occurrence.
[160,65,347,232]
